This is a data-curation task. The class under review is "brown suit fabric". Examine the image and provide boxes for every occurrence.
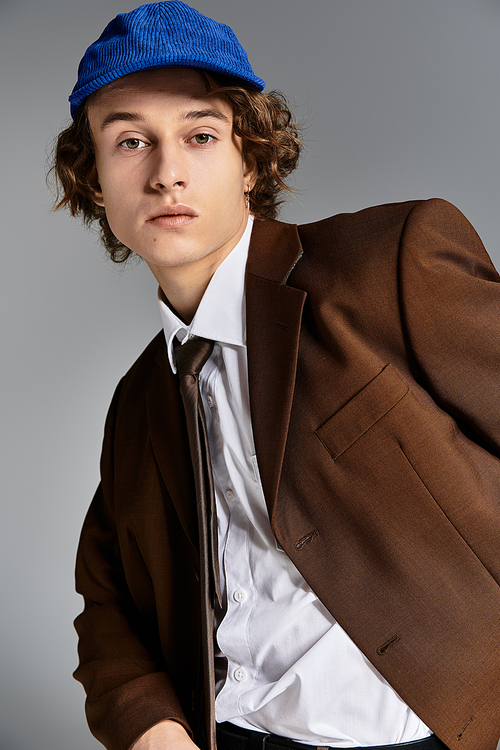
[74,199,500,750]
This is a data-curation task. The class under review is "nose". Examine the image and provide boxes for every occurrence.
[147,142,189,192]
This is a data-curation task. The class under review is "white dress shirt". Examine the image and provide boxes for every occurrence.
[158,216,431,747]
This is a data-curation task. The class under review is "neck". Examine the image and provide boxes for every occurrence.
[148,212,250,323]
[159,274,208,324]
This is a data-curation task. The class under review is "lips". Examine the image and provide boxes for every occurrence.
[147,204,197,221]
[146,204,197,230]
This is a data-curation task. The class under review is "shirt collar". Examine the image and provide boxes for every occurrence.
[158,215,253,373]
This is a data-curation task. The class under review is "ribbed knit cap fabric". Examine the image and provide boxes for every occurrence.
[69,0,265,118]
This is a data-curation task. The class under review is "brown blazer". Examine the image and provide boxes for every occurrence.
[74,198,500,750]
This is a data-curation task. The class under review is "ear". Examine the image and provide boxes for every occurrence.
[87,165,105,207]
[243,153,257,193]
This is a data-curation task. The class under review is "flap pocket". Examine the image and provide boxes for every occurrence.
[315,364,409,460]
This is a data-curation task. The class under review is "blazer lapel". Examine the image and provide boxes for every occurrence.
[147,341,199,551]
[246,220,307,518]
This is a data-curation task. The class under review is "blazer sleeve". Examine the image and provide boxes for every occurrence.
[73,380,191,750]
[398,198,500,455]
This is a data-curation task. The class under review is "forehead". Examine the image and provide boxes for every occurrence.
[88,67,227,114]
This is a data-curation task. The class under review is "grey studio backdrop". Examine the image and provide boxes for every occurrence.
[2,1,500,748]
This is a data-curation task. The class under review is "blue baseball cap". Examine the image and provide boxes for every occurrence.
[69,1,265,119]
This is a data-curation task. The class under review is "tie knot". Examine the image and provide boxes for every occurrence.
[175,336,214,379]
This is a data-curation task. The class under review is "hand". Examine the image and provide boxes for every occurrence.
[131,719,201,750]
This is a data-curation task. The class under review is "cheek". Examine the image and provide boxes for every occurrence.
[93,150,127,205]
[93,175,133,242]
[209,157,247,200]
[94,171,132,220]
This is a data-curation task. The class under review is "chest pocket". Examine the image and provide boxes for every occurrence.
[315,364,409,460]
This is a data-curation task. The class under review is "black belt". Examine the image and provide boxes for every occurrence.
[216,722,448,750]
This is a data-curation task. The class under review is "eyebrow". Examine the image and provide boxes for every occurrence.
[100,107,230,131]
[182,108,230,124]
[100,112,146,131]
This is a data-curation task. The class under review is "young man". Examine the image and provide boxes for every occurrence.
[53,3,500,750]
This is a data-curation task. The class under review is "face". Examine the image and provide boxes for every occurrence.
[87,68,255,311]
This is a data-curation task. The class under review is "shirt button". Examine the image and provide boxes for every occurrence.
[206,395,214,408]
[234,667,246,682]
[226,489,235,502]
[233,589,246,603]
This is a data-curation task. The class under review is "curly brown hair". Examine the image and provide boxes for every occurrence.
[50,71,303,263]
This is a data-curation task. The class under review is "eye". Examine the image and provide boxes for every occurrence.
[190,133,215,146]
[119,138,148,150]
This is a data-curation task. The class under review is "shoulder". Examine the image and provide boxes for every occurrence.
[248,199,469,282]
[111,330,168,412]
[297,197,466,250]
[285,198,490,299]
[121,330,166,384]
[97,331,167,450]
[292,198,485,275]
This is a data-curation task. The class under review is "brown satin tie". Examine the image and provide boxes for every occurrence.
[175,335,220,750]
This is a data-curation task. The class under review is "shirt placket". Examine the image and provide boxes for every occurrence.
[199,348,258,714]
